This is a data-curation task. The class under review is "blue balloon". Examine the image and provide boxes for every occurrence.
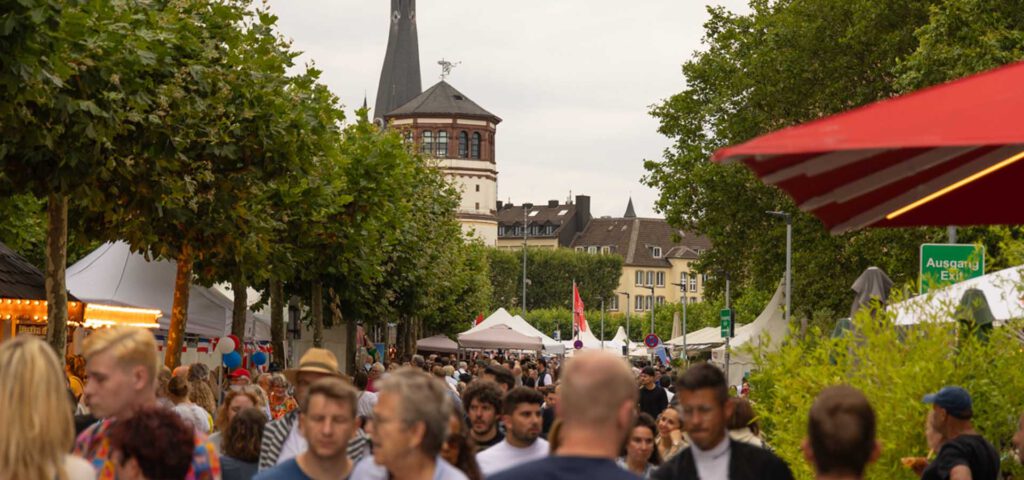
[252,351,268,366]
[222,351,242,369]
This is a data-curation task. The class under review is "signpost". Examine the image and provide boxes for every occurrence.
[644,333,661,349]
[919,244,985,294]
[720,308,734,338]
[573,339,583,350]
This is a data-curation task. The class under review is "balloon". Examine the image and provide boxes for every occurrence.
[252,351,268,366]
[227,335,241,351]
[222,351,242,369]
[215,337,236,354]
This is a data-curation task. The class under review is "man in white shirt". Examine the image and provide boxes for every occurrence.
[476,387,549,476]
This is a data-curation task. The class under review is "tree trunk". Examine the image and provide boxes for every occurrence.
[44,193,69,356]
[311,281,323,348]
[270,279,285,367]
[230,277,247,342]
[164,245,193,369]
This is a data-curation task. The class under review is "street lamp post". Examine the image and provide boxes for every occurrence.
[724,271,731,385]
[600,298,605,351]
[670,281,688,365]
[646,285,655,364]
[767,211,794,335]
[522,205,529,314]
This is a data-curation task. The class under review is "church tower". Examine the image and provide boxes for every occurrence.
[374,1,501,245]
[374,0,421,126]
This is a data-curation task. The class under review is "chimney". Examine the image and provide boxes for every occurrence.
[575,195,592,231]
[548,200,559,207]
[496,200,504,210]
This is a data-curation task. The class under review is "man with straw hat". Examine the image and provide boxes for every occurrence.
[258,348,369,470]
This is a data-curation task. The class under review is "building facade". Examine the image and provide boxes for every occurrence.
[495,195,592,250]
[570,200,711,312]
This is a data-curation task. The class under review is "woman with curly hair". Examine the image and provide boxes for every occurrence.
[167,376,213,434]
[220,408,267,480]
[187,363,217,418]
[0,336,94,480]
[209,388,261,451]
[107,405,195,480]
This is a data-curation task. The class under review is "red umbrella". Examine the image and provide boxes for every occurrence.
[712,61,1024,234]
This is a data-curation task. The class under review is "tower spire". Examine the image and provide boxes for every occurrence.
[374,0,421,125]
[624,198,637,218]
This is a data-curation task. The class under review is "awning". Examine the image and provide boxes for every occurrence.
[458,324,545,351]
[712,61,1024,234]
[416,334,459,354]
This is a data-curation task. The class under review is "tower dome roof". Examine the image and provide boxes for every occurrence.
[385,81,501,123]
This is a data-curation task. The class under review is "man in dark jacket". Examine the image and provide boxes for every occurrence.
[652,363,793,480]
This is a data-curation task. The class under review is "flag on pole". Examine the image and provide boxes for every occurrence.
[475,313,484,326]
[572,282,587,333]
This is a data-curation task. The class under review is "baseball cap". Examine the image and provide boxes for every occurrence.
[923,386,972,419]
[229,368,251,380]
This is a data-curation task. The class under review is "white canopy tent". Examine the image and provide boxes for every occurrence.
[458,324,545,351]
[67,242,271,340]
[891,266,1024,325]
[462,308,565,354]
[562,318,626,355]
[710,281,789,385]
[416,334,459,354]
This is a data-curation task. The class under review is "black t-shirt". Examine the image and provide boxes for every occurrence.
[922,434,999,480]
[490,456,641,480]
[638,385,668,420]
[475,430,505,451]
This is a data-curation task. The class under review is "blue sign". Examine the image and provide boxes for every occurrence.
[644,334,661,349]
[573,339,583,350]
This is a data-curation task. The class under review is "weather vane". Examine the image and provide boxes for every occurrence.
[438,58,461,80]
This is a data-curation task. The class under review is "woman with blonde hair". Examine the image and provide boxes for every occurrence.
[0,336,94,479]
[209,388,261,450]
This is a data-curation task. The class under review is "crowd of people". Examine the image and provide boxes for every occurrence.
[0,328,1020,479]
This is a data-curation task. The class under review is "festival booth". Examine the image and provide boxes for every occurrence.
[462,308,565,354]
[458,324,545,352]
[416,334,459,354]
[562,318,626,356]
[0,242,160,349]
[890,265,1024,325]
[709,281,789,385]
[66,242,272,367]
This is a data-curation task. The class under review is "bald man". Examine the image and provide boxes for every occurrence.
[490,351,640,480]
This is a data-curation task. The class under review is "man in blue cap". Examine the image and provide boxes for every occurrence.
[920,386,999,480]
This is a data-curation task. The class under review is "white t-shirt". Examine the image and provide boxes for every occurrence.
[357,390,378,419]
[277,420,307,465]
[172,403,211,434]
[692,436,731,480]
[475,437,550,476]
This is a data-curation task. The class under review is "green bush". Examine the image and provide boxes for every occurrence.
[747,307,1024,479]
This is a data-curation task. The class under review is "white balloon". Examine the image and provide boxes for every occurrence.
[216,337,236,354]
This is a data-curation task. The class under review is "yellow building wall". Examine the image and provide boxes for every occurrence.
[611,259,704,312]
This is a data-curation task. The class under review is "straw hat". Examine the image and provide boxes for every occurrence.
[284,348,343,385]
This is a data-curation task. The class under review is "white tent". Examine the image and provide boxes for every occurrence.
[463,308,565,354]
[67,242,271,340]
[562,318,625,355]
[458,324,545,351]
[710,281,789,385]
[416,334,459,353]
[891,266,1024,325]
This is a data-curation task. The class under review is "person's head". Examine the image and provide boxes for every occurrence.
[353,371,369,391]
[676,362,732,450]
[462,381,503,438]
[411,354,425,369]
[187,363,209,383]
[156,366,172,400]
[440,407,483,479]
[728,397,760,436]
[482,364,515,392]
[107,405,195,480]
[216,388,260,432]
[299,377,359,462]
[372,368,452,469]
[458,361,468,371]
[0,336,77,479]
[371,362,386,377]
[444,365,455,377]
[503,387,545,447]
[284,348,342,405]
[657,407,682,436]
[639,366,656,388]
[538,358,547,372]
[803,385,880,478]
[559,351,638,445]
[432,365,447,380]
[623,412,661,466]
[82,327,159,418]
[229,368,251,386]
[268,373,290,401]
[166,375,190,403]
[543,385,560,408]
[923,386,974,440]
[256,372,272,393]
[223,408,267,463]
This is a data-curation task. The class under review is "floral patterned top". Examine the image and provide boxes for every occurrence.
[269,396,298,420]
[74,418,221,480]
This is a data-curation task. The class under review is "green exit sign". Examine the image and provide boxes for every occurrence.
[720,308,734,338]
[919,243,985,294]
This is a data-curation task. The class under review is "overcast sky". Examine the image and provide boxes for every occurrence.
[265,1,749,218]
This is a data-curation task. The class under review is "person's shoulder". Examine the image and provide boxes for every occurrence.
[350,456,388,480]
[491,456,639,480]
[731,441,793,478]
[253,458,305,480]
[63,454,97,480]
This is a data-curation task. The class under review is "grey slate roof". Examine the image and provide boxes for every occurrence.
[571,217,711,268]
[386,81,501,122]
[0,242,79,301]
[374,0,421,123]
[497,203,578,237]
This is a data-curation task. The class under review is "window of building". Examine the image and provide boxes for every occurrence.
[656,296,665,306]
[421,131,433,154]
[690,296,697,304]
[475,184,480,192]
[650,246,662,258]
[601,246,610,254]
[403,131,413,144]
[471,132,481,159]
[635,270,643,286]
[635,295,644,311]
[557,209,568,216]
[680,272,688,292]
[656,271,665,287]
[475,202,480,210]
[689,275,697,292]
[609,296,619,311]
[702,273,708,283]
[545,225,555,235]
[575,246,585,252]
[529,210,539,217]
[458,131,469,158]
[588,246,598,254]
[436,130,448,157]
[645,295,653,310]
[646,271,654,286]
[498,226,506,236]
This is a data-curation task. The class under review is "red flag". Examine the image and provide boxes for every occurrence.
[573,282,587,332]
[475,314,484,326]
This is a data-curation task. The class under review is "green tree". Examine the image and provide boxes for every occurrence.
[486,248,623,311]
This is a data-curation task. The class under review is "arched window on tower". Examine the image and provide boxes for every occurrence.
[436,131,448,157]
[471,132,481,159]
[421,131,433,154]
[458,131,469,158]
